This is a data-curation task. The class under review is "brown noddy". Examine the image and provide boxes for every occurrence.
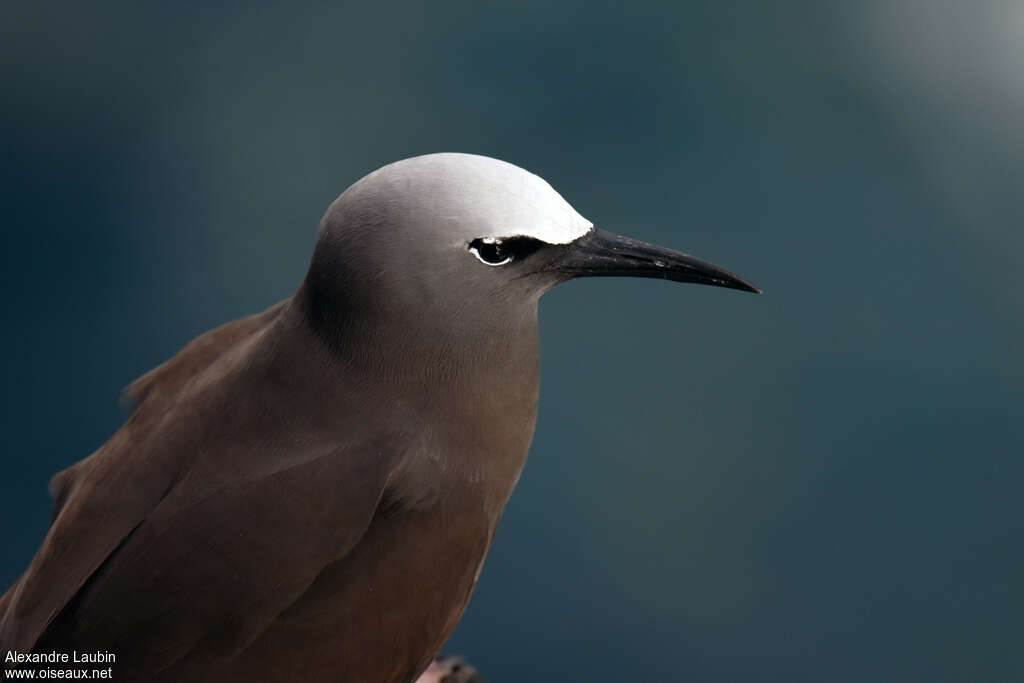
[0,153,758,682]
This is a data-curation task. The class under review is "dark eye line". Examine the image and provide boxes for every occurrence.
[467,236,546,264]
[500,236,546,258]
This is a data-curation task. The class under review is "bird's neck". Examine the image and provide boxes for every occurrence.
[293,276,540,386]
[284,286,541,513]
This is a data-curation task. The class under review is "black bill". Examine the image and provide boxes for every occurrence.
[551,228,760,293]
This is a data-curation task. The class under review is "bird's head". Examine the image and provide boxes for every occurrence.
[302,153,758,345]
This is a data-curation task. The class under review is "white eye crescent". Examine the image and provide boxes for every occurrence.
[468,237,513,266]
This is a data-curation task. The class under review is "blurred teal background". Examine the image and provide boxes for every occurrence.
[2,1,1022,680]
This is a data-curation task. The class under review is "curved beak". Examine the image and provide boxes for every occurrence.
[551,228,761,294]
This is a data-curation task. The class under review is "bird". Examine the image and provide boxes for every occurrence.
[0,153,758,682]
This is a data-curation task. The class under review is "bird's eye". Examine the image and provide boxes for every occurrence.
[468,238,512,266]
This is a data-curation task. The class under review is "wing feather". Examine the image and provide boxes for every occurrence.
[0,301,401,675]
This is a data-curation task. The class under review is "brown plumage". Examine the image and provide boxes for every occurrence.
[1,286,532,681]
[1,154,757,682]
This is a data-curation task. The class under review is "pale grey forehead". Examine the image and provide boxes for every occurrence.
[351,153,593,245]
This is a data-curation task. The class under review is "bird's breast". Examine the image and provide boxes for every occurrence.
[223,492,494,683]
